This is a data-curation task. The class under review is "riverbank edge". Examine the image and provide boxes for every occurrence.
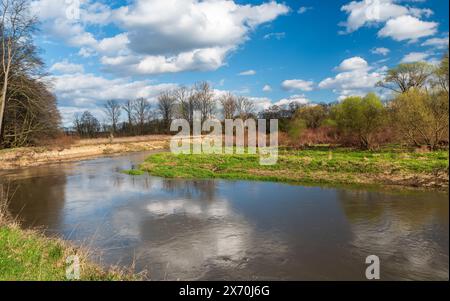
[137,151,449,191]
[0,222,141,281]
[0,135,171,170]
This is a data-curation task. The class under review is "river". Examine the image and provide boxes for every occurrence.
[1,151,448,280]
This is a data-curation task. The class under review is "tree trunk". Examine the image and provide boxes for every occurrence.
[0,72,9,145]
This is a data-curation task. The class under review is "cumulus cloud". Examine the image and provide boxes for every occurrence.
[33,0,290,75]
[281,79,314,91]
[274,95,310,107]
[262,85,272,92]
[400,52,430,63]
[378,15,437,42]
[319,56,384,100]
[108,0,288,74]
[421,34,449,49]
[49,60,84,74]
[336,56,369,71]
[371,47,390,56]
[340,0,438,42]
[45,73,177,110]
[238,70,257,76]
[340,0,408,33]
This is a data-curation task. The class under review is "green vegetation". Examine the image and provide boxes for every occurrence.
[284,58,449,150]
[332,93,386,150]
[139,148,449,189]
[0,187,137,281]
[0,225,134,281]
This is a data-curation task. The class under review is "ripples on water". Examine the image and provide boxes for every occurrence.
[1,151,448,280]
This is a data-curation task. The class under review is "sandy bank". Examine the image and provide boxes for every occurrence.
[0,135,170,170]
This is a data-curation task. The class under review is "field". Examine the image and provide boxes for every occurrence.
[138,147,449,189]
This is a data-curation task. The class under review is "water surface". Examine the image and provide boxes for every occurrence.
[1,152,448,280]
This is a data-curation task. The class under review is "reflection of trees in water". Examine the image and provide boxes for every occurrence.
[6,175,67,231]
[338,189,448,228]
[162,179,217,201]
[337,189,449,280]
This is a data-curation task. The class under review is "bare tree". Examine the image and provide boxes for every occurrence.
[158,91,176,133]
[133,97,150,135]
[193,81,215,123]
[122,99,134,134]
[219,92,236,120]
[174,86,195,126]
[3,74,60,147]
[104,99,121,134]
[1,0,38,143]
[73,111,100,138]
[236,96,255,120]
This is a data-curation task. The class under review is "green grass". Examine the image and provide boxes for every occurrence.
[138,147,449,189]
[0,225,135,281]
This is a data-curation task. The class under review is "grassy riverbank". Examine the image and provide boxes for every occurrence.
[0,225,135,281]
[0,188,137,281]
[138,147,449,189]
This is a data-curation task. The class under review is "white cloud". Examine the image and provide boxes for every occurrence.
[274,95,310,107]
[319,57,383,99]
[107,0,289,74]
[298,7,312,14]
[378,15,437,42]
[340,0,409,33]
[45,73,177,109]
[49,60,84,74]
[238,70,257,76]
[336,56,369,71]
[281,79,314,91]
[32,0,290,75]
[262,85,272,92]
[340,0,437,42]
[400,52,430,63]
[371,47,390,56]
[263,32,286,40]
[248,97,273,112]
[421,35,449,49]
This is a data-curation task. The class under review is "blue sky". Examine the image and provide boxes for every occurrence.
[31,0,449,125]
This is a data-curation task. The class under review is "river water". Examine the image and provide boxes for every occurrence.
[1,151,448,280]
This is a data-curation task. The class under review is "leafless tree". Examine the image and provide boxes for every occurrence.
[123,99,134,125]
[236,96,255,120]
[133,97,151,135]
[174,86,195,125]
[1,0,38,143]
[73,111,100,138]
[104,99,121,134]
[3,73,60,147]
[158,90,176,133]
[219,92,236,120]
[192,81,216,123]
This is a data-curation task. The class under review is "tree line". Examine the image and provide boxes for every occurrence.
[72,81,258,138]
[282,55,449,150]
[73,53,449,151]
